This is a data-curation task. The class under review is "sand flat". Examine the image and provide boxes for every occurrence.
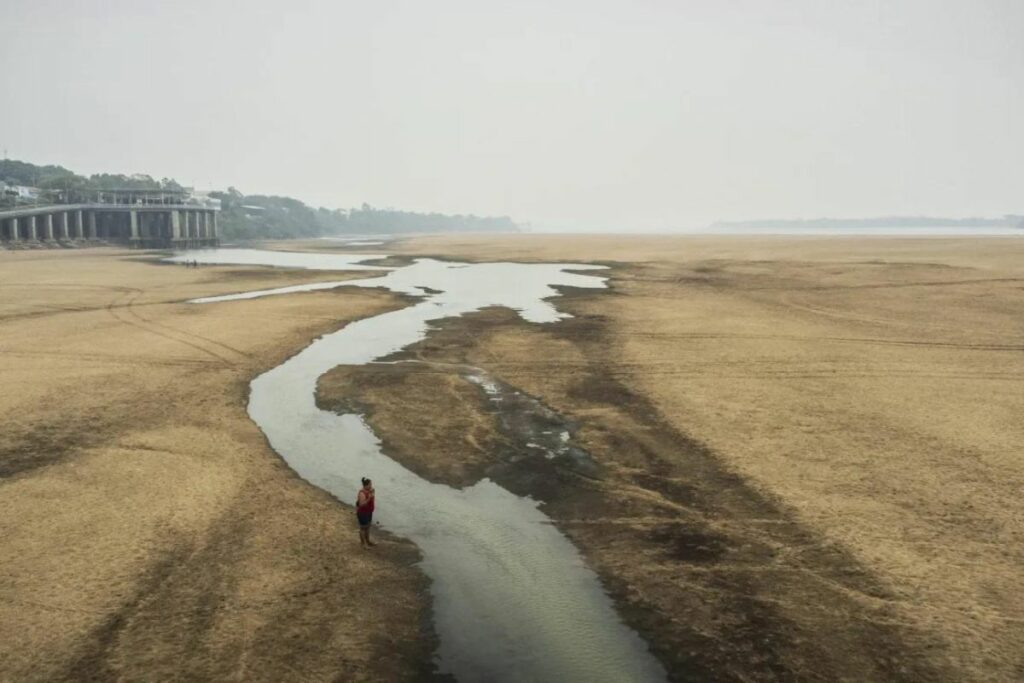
[0,249,435,681]
[4,237,1023,681]
[367,234,1024,680]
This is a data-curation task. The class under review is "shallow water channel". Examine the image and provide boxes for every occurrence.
[169,249,667,682]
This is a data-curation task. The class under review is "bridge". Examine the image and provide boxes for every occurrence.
[0,193,220,249]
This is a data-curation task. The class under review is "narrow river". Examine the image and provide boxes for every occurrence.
[170,249,666,682]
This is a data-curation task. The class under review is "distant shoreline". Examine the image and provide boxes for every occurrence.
[702,225,1023,237]
[711,216,1023,231]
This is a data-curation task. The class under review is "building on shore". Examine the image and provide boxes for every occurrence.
[0,188,220,249]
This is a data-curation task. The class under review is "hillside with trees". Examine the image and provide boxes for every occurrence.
[210,189,518,240]
[1,159,520,238]
[0,159,181,197]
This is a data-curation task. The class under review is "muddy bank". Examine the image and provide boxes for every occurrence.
[317,294,948,681]
[317,358,601,500]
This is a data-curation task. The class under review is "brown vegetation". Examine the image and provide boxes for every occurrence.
[4,235,1023,681]
[315,234,1024,681]
[0,250,436,682]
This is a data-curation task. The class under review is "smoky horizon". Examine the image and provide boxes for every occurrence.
[1,0,1021,232]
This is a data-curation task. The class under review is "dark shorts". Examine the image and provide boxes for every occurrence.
[357,511,373,528]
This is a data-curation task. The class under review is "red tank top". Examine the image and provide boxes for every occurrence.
[357,489,375,513]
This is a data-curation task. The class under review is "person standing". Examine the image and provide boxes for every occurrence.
[356,477,376,548]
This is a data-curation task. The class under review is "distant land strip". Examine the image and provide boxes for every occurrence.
[1,158,520,240]
[711,215,1024,230]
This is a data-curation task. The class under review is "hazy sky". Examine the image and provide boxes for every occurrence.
[2,0,1021,231]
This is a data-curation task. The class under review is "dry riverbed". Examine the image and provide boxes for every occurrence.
[318,234,1024,682]
[3,236,1023,682]
[0,249,438,681]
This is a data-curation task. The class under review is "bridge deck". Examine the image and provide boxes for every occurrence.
[0,204,218,219]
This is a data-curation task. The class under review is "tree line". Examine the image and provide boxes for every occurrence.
[0,159,520,238]
[0,159,182,195]
[210,189,518,240]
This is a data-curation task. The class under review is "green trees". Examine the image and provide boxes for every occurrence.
[213,193,337,240]
[344,204,517,234]
[2,159,521,239]
[0,159,77,188]
[1,160,186,202]
[211,196,519,240]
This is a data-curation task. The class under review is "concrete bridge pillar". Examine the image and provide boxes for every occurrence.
[74,210,84,239]
[87,212,97,239]
[129,210,139,245]
[8,217,20,241]
[56,212,68,240]
[27,215,37,241]
[43,213,54,241]
[212,212,218,242]
[170,210,182,241]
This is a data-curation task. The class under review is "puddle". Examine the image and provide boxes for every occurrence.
[373,359,603,489]
[167,247,387,270]
[175,248,666,682]
[457,365,602,480]
[320,237,387,246]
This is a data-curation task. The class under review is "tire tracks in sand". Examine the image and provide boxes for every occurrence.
[104,290,250,366]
